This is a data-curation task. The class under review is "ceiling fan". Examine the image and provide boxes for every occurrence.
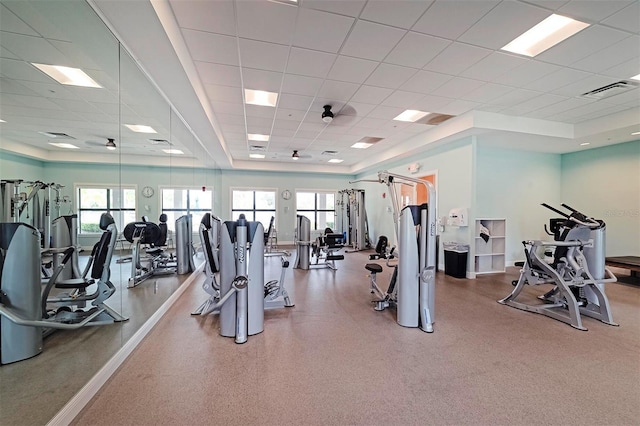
[320,104,358,125]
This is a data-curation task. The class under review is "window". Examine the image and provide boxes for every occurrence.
[161,188,213,231]
[296,191,336,231]
[231,189,276,228]
[77,185,136,233]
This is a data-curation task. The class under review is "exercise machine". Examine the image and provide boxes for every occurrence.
[0,214,128,364]
[192,213,293,317]
[354,171,437,333]
[294,216,344,270]
[264,216,290,257]
[337,189,371,251]
[498,204,618,330]
[123,218,176,288]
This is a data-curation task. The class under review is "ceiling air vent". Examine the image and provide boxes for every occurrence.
[322,150,338,156]
[359,136,384,144]
[38,131,75,139]
[581,80,639,100]
[149,139,171,145]
[416,113,455,125]
[249,145,266,151]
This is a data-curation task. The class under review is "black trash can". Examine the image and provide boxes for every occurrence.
[444,243,469,279]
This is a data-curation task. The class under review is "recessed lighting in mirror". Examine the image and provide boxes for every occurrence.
[49,142,79,149]
[31,63,102,88]
[162,149,184,154]
[351,142,372,149]
[580,142,590,146]
[632,131,640,135]
[630,74,640,81]
[125,124,157,133]
[328,159,344,163]
[248,133,270,142]
[245,89,278,107]
[501,14,589,57]
[250,153,265,159]
[0,119,5,123]
[394,110,430,122]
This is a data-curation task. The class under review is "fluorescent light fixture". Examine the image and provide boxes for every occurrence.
[328,159,344,163]
[248,133,270,142]
[250,153,265,159]
[0,119,5,123]
[631,131,640,136]
[351,142,372,149]
[501,14,589,57]
[630,74,640,81]
[31,63,102,88]
[580,142,590,146]
[49,142,79,149]
[125,124,157,133]
[394,110,430,122]
[162,149,184,154]
[245,89,278,107]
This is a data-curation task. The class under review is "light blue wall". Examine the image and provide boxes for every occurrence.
[0,152,45,180]
[220,169,354,242]
[475,146,562,263]
[561,140,640,256]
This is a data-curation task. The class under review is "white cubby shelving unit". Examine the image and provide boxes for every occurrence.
[475,219,506,274]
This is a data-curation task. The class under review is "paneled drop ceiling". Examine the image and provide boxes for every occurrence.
[2,0,639,173]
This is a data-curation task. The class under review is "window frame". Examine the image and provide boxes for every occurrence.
[230,187,277,228]
[159,186,214,231]
[295,189,337,231]
[75,183,137,234]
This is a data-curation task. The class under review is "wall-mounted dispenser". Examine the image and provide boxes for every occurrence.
[447,207,468,227]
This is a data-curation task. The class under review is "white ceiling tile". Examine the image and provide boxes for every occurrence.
[558,0,634,23]
[286,47,336,78]
[412,1,500,40]
[460,52,528,82]
[272,127,296,137]
[241,68,283,93]
[327,56,378,84]
[236,1,297,45]
[355,117,383,129]
[281,74,324,96]
[600,58,639,80]
[597,89,640,106]
[460,83,514,103]
[172,0,236,35]
[0,58,55,83]
[246,116,273,132]
[601,2,639,33]
[275,107,307,122]
[182,29,238,65]
[295,130,321,140]
[245,104,276,120]
[195,62,241,86]
[340,20,406,61]
[433,77,484,99]
[423,42,491,75]
[0,4,39,36]
[491,88,544,107]
[438,99,480,115]
[400,70,452,94]
[458,1,550,50]
[571,36,639,74]
[537,26,630,67]
[351,85,393,104]
[316,80,360,101]
[15,80,80,101]
[525,68,591,93]
[529,97,595,119]
[0,32,67,65]
[299,122,326,133]
[384,32,451,69]
[215,113,246,126]
[364,63,416,89]
[409,94,452,112]
[360,1,432,29]
[0,45,20,60]
[238,39,289,72]
[49,98,99,114]
[278,93,314,110]
[367,105,405,119]
[204,83,243,104]
[329,114,361,127]
[294,7,354,53]
[496,60,562,87]
[302,0,366,17]
[508,93,569,115]
[211,101,245,116]
[381,90,424,108]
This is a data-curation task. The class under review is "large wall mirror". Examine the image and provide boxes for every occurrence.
[0,1,218,424]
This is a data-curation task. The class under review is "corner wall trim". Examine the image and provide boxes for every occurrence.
[46,264,204,426]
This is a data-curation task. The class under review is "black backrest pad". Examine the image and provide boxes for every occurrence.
[157,223,168,246]
[91,231,111,279]
[375,236,388,254]
[201,226,218,273]
[123,221,161,244]
[99,213,115,231]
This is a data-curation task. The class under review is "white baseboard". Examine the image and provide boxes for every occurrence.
[46,263,204,426]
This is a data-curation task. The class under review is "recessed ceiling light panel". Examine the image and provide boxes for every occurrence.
[351,142,372,149]
[162,149,184,154]
[245,89,278,107]
[248,133,270,142]
[580,142,590,146]
[49,142,79,149]
[328,159,343,163]
[501,14,589,57]
[394,110,430,122]
[125,124,157,133]
[250,153,265,159]
[630,74,640,81]
[32,63,102,88]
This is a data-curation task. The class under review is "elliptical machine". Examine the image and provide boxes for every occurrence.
[498,203,618,330]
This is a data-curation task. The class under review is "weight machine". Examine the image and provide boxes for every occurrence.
[353,171,437,333]
[498,203,618,330]
[337,189,371,251]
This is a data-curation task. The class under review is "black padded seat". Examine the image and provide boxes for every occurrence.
[366,263,383,273]
[327,254,344,261]
[55,278,94,289]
